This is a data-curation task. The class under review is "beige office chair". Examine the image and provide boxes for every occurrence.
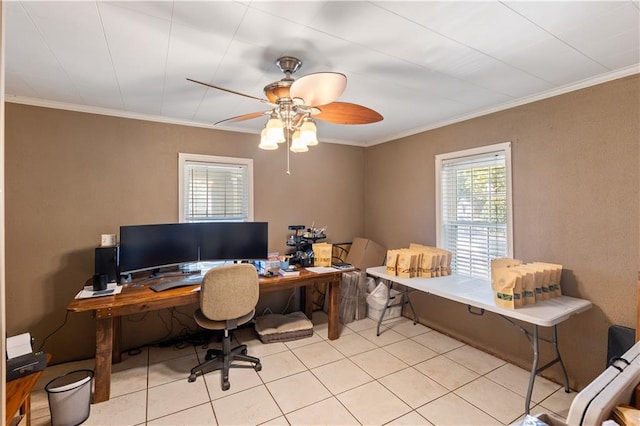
[188,263,262,390]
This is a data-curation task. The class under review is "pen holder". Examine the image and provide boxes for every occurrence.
[280,260,290,270]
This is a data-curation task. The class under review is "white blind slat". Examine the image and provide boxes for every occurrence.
[439,147,510,279]
[184,162,249,222]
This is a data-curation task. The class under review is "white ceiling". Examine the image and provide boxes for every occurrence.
[5,1,640,147]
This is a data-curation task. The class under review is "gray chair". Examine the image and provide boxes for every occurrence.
[188,264,262,390]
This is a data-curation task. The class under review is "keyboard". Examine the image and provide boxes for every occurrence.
[149,274,202,292]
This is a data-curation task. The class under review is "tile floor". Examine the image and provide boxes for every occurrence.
[27,313,576,425]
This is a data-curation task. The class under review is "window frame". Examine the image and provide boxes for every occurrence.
[435,142,514,277]
[178,153,254,223]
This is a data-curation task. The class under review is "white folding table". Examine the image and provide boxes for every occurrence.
[366,266,593,415]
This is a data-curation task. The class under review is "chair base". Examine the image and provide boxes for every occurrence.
[188,344,261,391]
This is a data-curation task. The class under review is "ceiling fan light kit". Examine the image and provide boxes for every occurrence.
[265,113,286,144]
[299,118,318,146]
[258,128,278,150]
[290,130,309,153]
[188,56,382,172]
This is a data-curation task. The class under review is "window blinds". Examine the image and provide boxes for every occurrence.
[440,151,508,278]
[183,161,249,222]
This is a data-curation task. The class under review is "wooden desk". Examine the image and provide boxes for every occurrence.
[367,266,592,415]
[67,268,342,403]
[6,354,52,426]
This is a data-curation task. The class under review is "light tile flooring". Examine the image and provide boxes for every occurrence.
[28,314,576,425]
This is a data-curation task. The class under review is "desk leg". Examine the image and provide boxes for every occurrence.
[303,284,313,319]
[21,395,31,426]
[327,278,340,340]
[94,317,113,403]
[112,316,122,364]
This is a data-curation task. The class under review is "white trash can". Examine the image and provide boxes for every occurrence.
[45,369,93,426]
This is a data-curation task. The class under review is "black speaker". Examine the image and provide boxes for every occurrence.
[95,245,119,283]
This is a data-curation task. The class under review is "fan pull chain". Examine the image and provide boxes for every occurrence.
[286,137,291,175]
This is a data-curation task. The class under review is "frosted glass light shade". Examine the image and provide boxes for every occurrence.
[290,130,308,152]
[265,115,285,143]
[258,128,278,150]
[290,72,347,106]
[299,119,318,146]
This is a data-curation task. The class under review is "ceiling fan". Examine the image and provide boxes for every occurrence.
[187,56,383,153]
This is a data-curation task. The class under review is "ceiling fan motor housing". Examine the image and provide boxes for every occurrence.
[276,56,302,75]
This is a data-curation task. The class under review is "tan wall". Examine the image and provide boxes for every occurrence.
[365,75,640,390]
[5,103,366,363]
[1,0,7,418]
[5,75,639,388]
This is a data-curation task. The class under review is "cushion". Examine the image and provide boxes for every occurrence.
[254,311,314,343]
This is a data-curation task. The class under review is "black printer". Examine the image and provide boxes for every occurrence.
[6,351,48,381]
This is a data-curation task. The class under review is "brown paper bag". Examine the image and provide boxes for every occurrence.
[533,265,551,300]
[491,258,525,308]
[386,250,399,276]
[532,262,563,297]
[312,243,333,267]
[524,265,545,302]
[491,258,522,284]
[492,268,520,309]
[397,249,413,278]
[510,266,534,306]
[440,249,452,275]
[421,251,436,278]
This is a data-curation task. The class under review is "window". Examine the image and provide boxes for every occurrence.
[435,142,513,278]
[178,153,253,223]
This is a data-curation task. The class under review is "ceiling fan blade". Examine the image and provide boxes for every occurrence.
[187,78,271,104]
[314,102,383,125]
[290,72,347,106]
[215,111,269,125]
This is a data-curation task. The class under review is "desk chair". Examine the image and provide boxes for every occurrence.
[188,264,262,390]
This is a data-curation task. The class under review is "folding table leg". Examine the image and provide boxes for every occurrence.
[552,325,571,392]
[403,287,417,325]
[525,325,539,415]
[376,285,392,336]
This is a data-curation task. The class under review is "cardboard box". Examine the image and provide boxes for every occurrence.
[346,237,387,270]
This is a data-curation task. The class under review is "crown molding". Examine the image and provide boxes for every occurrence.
[5,95,228,131]
[6,64,638,149]
[364,65,639,147]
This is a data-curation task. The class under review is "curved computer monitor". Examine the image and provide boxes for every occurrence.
[119,222,268,275]
[198,222,268,262]
[119,223,199,274]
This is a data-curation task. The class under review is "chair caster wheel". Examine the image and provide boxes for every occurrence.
[222,381,230,391]
[254,363,262,372]
[205,353,214,361]
[241,348,247,355]
[188,374,197,383]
